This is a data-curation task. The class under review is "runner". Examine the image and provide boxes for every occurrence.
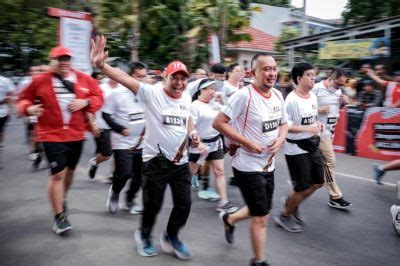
[274,62,324,233]
[189,78,238,213]
[213,53,288,266]
[17,46,103,234]
[87,77,117,179]
[0,74,16,168]
[91,35,206,260]
[312,68,352,209]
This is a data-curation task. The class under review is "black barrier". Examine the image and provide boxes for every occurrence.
[345,106,364,155]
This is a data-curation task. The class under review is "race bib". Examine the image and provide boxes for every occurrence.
[129,112,145,124]
[327,117,338,125]
[301,114,317,125]
[262,112,282,134]
[162,109,187,127]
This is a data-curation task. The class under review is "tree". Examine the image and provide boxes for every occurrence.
[275,26,300,53]
[342,0,400,26]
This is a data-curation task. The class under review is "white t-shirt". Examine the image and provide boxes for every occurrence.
[312,81,341,138]
[189,99,223,154]
[95,83,115,129]
[222,80,239,98]
[222,85,287,172]
[102,86,145,150]
[284,90,318,155]
[136,83,191,164]
[0,76,16,118]
[52,72,76,125]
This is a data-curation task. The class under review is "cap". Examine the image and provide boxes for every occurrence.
[49,46,72,58]
[197,78,216,91]
[210,63,226,74]
[165,61,189,77]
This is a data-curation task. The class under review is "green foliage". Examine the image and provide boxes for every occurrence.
[249,0,289,7]
[275,26,300,53]
[342,0,400,26]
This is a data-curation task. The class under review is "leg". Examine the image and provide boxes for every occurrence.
[112,150,133,194]
[126,150,143,203]
[283,184,322,217]
[319,137,342,200]
[383,159,400,172]
[251,215,268,261]
[211,159,228,201]
[48,168,68,215]
[141,158,169,237]
[166,164,192,237]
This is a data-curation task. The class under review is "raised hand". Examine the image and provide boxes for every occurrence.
[90,35,108,69]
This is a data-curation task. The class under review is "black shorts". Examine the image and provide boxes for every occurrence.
[94,129,112,157]
[285,150,324,192]
[189,148,224,163]
[43,141,84,175]
[0,115,9,133]
[233,168,274,216]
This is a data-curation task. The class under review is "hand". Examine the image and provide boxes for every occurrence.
[340,94,349,106]
[121,128,130,136]
[90,35,108,69]
[309,122,323,135]
[27,104,44,117]
[242,139,263,154]
[267,137,285,154]
[214,94,224,105]
[68,99,88,112]
[197,142,208,156]
[91,124,101,137]
[319,106,330,114]
[190,130,200,147]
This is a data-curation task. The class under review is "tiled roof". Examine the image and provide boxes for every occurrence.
[226,27,278,52]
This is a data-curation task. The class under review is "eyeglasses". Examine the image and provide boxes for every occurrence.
[56,57,71,62]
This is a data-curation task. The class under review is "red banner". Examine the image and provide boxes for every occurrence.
[356,107,400,160]
[332,109,346,153]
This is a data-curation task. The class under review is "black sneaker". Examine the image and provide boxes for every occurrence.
[52,213,72,235]
[328,197,352,210]
[250,258,271,266]
[219,211,235,244]
[88,158,98,179]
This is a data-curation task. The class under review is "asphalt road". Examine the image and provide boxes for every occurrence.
[0,116,399,266]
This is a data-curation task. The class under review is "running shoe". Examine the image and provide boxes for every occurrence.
[328,197,352,210]
[135,230,157,257]
[216,201,239,213]
[206,188,220,201]
[52,213,72,235]
[281,197,305,225]
[390,205,400,236]
[160,232,192,260]
[374,164,385,185]
[219,211,235,244]
[250,258,271,266]
[129,203,143,215]
[274,213,302,233]
[191,175,200,190]
[106,186,119,214]
[88,158,98,179]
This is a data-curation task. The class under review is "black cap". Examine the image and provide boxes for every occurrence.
[210,63,226,74]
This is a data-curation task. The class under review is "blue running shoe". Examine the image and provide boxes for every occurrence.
[135,230,157,257]
[374,164,385,185]
[160,232,192,260]
[191,175,199,190]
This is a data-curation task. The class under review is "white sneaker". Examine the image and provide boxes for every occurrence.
[390,205,400,236]
[130,203,144,215]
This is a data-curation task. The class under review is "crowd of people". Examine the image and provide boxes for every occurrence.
[0,37,399,266]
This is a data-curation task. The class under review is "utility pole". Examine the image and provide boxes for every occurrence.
[301,0,309,37]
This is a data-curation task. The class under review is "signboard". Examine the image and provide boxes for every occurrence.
[60,17,93,74]
[356,107,400,161]
[48,8,93,74]
[318,37,390,60]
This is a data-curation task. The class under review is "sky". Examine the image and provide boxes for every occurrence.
[291,0,348,19]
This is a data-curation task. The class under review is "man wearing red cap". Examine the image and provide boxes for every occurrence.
[17,46,103,235]
[91,36,205,260]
